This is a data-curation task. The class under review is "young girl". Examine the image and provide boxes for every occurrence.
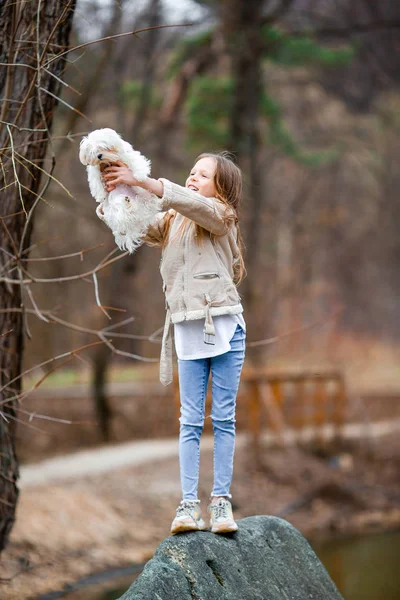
[103,152,246,534]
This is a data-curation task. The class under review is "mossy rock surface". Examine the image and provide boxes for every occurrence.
[118,516,343,600]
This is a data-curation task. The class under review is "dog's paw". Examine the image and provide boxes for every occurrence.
[96,203,106,221]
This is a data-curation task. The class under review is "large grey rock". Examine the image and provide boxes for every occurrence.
[118,516,343,600]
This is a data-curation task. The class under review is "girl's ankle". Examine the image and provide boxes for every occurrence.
[210,495,228,505]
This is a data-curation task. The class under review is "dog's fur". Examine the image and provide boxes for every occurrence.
[79,128,162,253]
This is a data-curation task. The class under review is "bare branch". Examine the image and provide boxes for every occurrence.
[15,150,74,198]
[247,307,344,347]
[42,66,81,95]
[38,87,92,123]
[0,340,106,402]
[16,405,94,426]
[6,125,26,216]
[93,272,111,320]
[0,249,129,285]
[0,329,13,338]
[43,23,193,69]
[0,308,162,344]
[22,244,104,262]
[0,120,47,132]
[0,62,36,71]
[26,285,49,323]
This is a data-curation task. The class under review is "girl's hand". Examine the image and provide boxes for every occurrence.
[102,160,143,192]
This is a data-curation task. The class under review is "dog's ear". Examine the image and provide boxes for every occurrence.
[87,165,107,203]
[79,137,90,165]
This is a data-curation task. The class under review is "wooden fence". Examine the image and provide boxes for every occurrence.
[174,367,347,452]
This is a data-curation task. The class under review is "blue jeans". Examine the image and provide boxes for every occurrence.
[177,324,246,501]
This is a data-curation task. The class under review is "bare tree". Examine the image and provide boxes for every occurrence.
[0,0,77,552]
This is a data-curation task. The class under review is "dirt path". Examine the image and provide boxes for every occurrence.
[20,418,400,487]
[2,426,400,600]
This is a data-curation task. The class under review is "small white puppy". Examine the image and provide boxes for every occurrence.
[79,128,162,253]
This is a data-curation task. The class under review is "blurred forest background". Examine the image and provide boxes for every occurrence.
[2,2,400,596]
[23,0,400,393]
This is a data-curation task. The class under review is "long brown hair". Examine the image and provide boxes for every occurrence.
[164,151,246,284]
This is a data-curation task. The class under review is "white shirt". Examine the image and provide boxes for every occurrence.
[174,313,246,360]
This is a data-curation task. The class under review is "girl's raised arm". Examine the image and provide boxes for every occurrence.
[144,178,232,236]
[103,167,233,236]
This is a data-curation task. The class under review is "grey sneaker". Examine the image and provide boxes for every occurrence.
[170,500,207,534]
[208,498,238,533]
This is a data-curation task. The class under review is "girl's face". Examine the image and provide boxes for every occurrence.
[185,157,217,198]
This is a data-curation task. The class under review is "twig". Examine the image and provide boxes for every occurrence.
[0,248,128,284]
[0,207,32,337]
[0,408,54,436]
[0,130,90,154]
[0,154,8,186]
[39,0,76,63]
[247,307,344,347]
[0,210,25,220]
[26,285,49,323]
[6,124,26,216]
[22,244,104,262]
[17,406,95,426]
[93,272,111,320]
[0,340,105,401]
[0,120,47,132]
[0,412,9,424]
[97,246,120,267]
[39,87,92,122]
[42,66,81,95]
[0,329,13,338]
[0,235,75,278]
[0,308,161,343]
[43,23,193,68]
[97,332,157,362]
[15,150,74,197]
[102,316,135,331]
[0,62,36,70]
[13,152,36,180]
[10,0,75,128]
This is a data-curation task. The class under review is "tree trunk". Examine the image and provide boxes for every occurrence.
[219,0,266,353]
[90,252,138,442]
[131,0,162,143]
[0,0,76,553]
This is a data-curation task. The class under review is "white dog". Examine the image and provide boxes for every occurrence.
[79,128,162,253]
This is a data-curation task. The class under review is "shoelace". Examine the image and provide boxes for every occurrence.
[212,500,230,520]
[176,500,198,518]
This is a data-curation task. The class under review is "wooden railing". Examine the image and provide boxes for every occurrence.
[174,367,347,452]
[241,369,347,454]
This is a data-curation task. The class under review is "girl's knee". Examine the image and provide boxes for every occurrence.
[211,415,236,431]
[179,422,204,444]
[179,418,204,430]
[179,405,205,429]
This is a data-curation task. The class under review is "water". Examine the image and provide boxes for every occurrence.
[46,529,400,600]
[35,566,141,600]
[62,575,137,600]
[312,529,400,600]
